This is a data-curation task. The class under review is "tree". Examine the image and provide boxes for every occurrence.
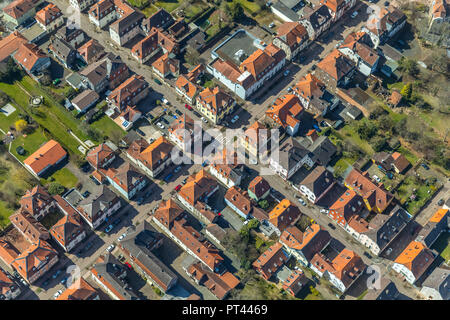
[399,58,419,77]
[15,119,28,132]
[357,121,378,140]
[400,83,412,101]
[370,136,387,152]
[47,182,65,195]
[258,199,269,209]
[229,2,244,21]
[185,48,201,66]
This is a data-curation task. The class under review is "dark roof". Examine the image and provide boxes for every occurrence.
[306,5,332,31]
[421,267,450,300]
[77,186,118,219]
[308,136,337,166]
[142,8,174,32]
[364,276,400,300]
[71,90,99,110]
[300,166,334,198]
[110,11,144,35]
[277,137,312,172]
[50,37,76,61]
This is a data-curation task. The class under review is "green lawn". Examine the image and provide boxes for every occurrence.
[0,104,20,132]
[234,0,261,14]
[10,127,48,161]
[304,293,323,300]
[127,0,150,8]
[154,0,181,13]
[338,121,375,156]
[431,232,450,263]
[90,113,126,140]
[41,167,78,189]
[395,176,437,214]
[184,2,209,22]
[0,201,14,229]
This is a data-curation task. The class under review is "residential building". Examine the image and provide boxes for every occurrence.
[77,186,121,229]
[279,268,308,297]
[299,166,335,204]
[168,113,202,154]
[70,0,96,12]
[416,208,449,248]
[0,31,28,64]
[141,8,174,34]
[71,90,100,113]
[23,140,67,177]
[88,0,117,29]
[279,224,331,266]
[248,176,270,202]
[320,0,356,21]
[344,168,394,213]
[11,239,59,284]
[107,74,149,111]
[270,0,304,22]
[0,267,21,300]
[253,242,290,280]
[239,121,269,160]
[273,22,310,61]
[362,5,407,48]
[91,254,138,300]
[208,30,286,100]
[420,266,450,300]
[372,151,411,174]
[50,195,86,252]
[177,170,219,214]
[266,94,304,136]
[57,277,100,300]
[56,26,86,48]
[104,163,148,200]
[9,210,50,244]
[77,39,106,64]
[131,27,179,64]
[196,86,236,125]
[119,221,178,292]
[193,202,218,225]
[126,137,174,178]
[292,73,339,116]
[300,5,333,40]
[13,43,51,78]
[2,0,42,27]
[310,247,365,293]
[205,224,227,248]
[49,36,77,69]
[86,143,116,170]
[315,49,355,92]
[224,186,256,219]
[19,186,55,220]
[392,241,435,284]
[35,3,64,32]
[327,188,365,229]
[301,134,337,166]
[269,199,301,234]
[152,53,180,79]
[175,75,198,104]
[110,10,144,46]
[269,137,315,180]
[363,276,400,300]
[428,0,449,33]
[209,148,244,189]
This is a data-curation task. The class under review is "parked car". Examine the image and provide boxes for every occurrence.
[154,78,162,85]
[164,173,173,182]
[185,104,192,110]
[231,115,239,124]
[328,223,336,230]
[137,197,144,205]
[156,122,165,129]
[201,117,208,123]
[20,278,28,286]
[162,98,169,105]
[42,279,49,287]
[283,70,290,76]
[144,190,151,198]
[118,232,127,241]
[193,111,201,117]
[421,163,430,170]
[174,184,182,192]
[90,175,100,185]
[52,270,62,279]
[105,224,114,233]
[298,198,307,206]
[175,109,183,116]
[124,262,133,270]
[136,129,146,136]
[112,218,121,226]
[373,175,381,183]
[351,11,358,18]
[82,190,91,198]
[181,177,188,185]
[60,276,69,285]
[269,22,275,28]
[363,252,372,259]
[437,198,444,206]
[320,209,329,214]
[54,289,63,299]
[174,166,182,173]
[106,244,115,252]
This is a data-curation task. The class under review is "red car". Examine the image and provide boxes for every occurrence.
[124,262,133,270]
[185,104,192,110]
[174,184,182,192]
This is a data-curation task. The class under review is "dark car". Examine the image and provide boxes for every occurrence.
[175,109,183,116]
[136,129,146,136]
[363,252,372,259]
[82,164,90,173]
[42,279,50,287]
[16,146,25,156]
[90,175,100,185]
[421,163,430,170]
[164,173,173,183]
[437,199,444,206]
[137,197,144,205]
[154,78,162,85]
[105,224,114,233]
[112,218,121,226]
[327,223,336,230]
[82,190,91,198]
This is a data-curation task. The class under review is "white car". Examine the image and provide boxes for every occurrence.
[231,115,239,124]
[162,98,169,105]
[106,244,115,252]
[320,209,329,214]
[201,117,208,123]
[351,11,358,18]
[156,122,165,129]
[373,175,381,183]
[118,233,127,241]
[298,198,307,206]
[54,290,63,299]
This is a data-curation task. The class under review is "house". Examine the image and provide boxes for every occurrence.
[292,73,340,116]
[152,53,179,79]
[186,64,205,83]
[279,224,331,266]
[86,143,116,169]
[279,268,308,297]
[252,242,290,280]
[338,31,380,76]
[50,195,86,252]
[119,221,178,293]
[106,75,149,111]
[300,5,333,40]
[153,200,225,274]
[388,90,403,108]
[19,185,55,220]
[70,0,96,12]
[23,140,67,177]
[168,113,203,154]
[273,22,310,61]
[141,8,174,34]
[299,166,335,204]
[315,49,355,92]
[88,0,118,29]
[2,0,42,27]
[11,239,59,284]
[336,86,377,117]
[80,53,129,93]
[362,4,407,48]
[208,30,286,100]
[175,75,198,104]
[320,0,356,22]
[224,186,256,219]
[363,276,400,300]
[269,199,301,233]
[112,104,142,132]
[428,0,450,33]
[205,224,227,247]
[126,137,173,178]
[57,277,100,300]
[104,163,148,200]
[269,137,315,180]
[9,210,50,244]
[248,176,270,202]
[372,151,410,174]
[13,43,51,78]
[209,148,244,189]
[196,86,236,125]
[301,134,337,166]
[420,266,450,300]
[416,208,449,248]
[77,39,106,64]
[131,27,179,64]
[49,37,77,69]
[0,31,28,64]
[91,254,138,300]
[310,247,365,293]
[193,202,218,225]
[0,267,21,300]
[327,188,365,229]
[56,26,86,48]
[110,10,144,46]
[357,205,412,256]
[344,168,394,213]
[77,186,121,229]
[177,170,219,213]
[71,90,99,113]
[239,121,269,160]
[270,0,304,22]
[392,241,436,284]
[184,259,239,300]
[266,94,304,136]
[35,3,64,32]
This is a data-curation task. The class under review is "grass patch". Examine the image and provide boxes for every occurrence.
[233,0,261,14]
[431,232,450,264]
[0,201,14,229]
[141,4,158,17]
[40,209,65,229]
[338,120,375,156]
[10,128,48,162]
[304,293,323,300]
[90,113,126,140]
[0,104,20,132]
[395,175,437,214]
[184,2,209,22]
[41,167,78,189]
[127,0,149,8]
[154,0,181,13]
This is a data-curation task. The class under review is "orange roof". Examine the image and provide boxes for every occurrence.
[225,187,252,217]
[253,242,289,279]
[280,224,321,250]
[248,175,270,199]
[35,3,62,26]
[178,169,218,206]
[57,277,99,300]
[198,86,234,115]
[86,143,114,169]
[153,199,184,229]
[175,75,198,99]
[77,39,105,64]
[389,90,402,106]
[240,48,275,79]
[266,94,303,129]
[292,73,325,100]
[3,0,40,20]
[108,75,148,107]
[152,53,179,76]
[23,140,67,175]
[0,31,28,62]
[19,185,52,217]
[320,0,343,13]
[276,22,308,49]
[316,49,354,81]
[14,43,48,72]
[394,241,425,268]
[269,199,301,232]
[429,208,448,223]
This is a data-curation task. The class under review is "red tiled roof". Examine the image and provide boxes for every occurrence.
[266,94,304,129]
[23,140,67,175]
[14,43,48,73]
[35,3,62,26]
[0,31,28,62]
